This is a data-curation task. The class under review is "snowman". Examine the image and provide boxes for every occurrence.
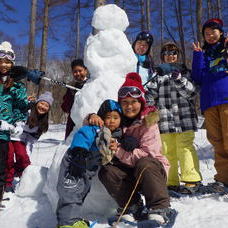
[42,4,137,214]
[70,4,137,135]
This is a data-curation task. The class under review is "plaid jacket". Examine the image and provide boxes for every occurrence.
[146,72,198,134]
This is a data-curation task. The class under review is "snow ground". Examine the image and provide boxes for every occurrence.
[0,125,227,228]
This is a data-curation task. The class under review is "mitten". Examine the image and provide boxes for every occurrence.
[171,70,181,80]
[96,127,114,165]
[11,121,24,136]
[0,120,15,133]
[120,135,140,152]
[26,70,45,85]
[68,147,89,177]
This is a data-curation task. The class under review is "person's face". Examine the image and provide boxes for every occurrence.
[104,111,121,132]
[120,97,142,119]
[204,27,222,45]
[0,58,13,75]
[163,53,178,63]
[36,101,50,115]
[134,40,149,55]
[72,65,88,82]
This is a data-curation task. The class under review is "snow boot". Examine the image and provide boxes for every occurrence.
[0,185,5,208]
[148,207,178,226]
[179,182,202,194]
[58,219,90,228]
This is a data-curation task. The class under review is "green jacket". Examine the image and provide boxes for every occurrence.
[0,82,28,141]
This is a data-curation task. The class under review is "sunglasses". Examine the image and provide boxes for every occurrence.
[162,50,178,56]
[0,50,15,61]
[118,86,143,98]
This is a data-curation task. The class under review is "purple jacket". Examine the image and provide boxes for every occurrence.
[191,51,228,112]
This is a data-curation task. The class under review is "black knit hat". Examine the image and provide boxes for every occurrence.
[97,99,122,120]
[132,31,153,55]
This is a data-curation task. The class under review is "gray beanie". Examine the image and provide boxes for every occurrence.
[37,91,54,106]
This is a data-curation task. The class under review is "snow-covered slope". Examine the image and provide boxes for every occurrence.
[0,125,227,228]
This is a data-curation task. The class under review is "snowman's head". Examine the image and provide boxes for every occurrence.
[92,4,129,32]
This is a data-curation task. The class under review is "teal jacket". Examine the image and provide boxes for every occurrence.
[0,82,28,141]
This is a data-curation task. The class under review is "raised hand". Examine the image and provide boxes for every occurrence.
[192,42,202,52]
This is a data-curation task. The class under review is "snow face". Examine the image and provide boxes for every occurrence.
[92,4,129,31]
[70,4,137,133]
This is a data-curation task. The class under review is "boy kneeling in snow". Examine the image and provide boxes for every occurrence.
[56,99,134,228]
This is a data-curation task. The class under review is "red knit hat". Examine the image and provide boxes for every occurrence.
[202,18,224,35]
[118,72,146,107]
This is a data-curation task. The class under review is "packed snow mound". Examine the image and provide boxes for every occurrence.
[16,165,47,198]
[92,4,129,31]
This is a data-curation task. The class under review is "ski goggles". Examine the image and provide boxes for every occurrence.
[136,32,153,43]
[118,86,143,99]
[162,50,178,56]
[0,50,15,61]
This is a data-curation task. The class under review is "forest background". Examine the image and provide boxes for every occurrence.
[0,0,228,123]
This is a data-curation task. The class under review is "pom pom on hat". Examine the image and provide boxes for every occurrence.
[0,41,15,63]
[37,91,54,106]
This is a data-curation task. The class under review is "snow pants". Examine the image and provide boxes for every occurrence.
[56,149,96,226]
[0,140,8,188]
[161,130,202,186]
[204,104,228,185]
[5,141,31,187]
[98,157,170,210]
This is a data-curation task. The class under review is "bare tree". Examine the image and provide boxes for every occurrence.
[140,0,146,31]
[145,0,151,31]
[207,0,212,19]
[0,0,17,23]
[76,0,81,58]
[216,0,222,19]
[160,0,164,45]
[27,0,37,70]
[114,0,121,6]
[196,0,203,45]
[175,0,186,64]
[190,0,196,42]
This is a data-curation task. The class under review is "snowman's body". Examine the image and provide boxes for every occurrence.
[70,4,137,134]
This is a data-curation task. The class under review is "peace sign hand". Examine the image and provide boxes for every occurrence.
[192,42,202,52]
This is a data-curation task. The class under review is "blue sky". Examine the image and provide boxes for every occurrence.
[0,0,72,58]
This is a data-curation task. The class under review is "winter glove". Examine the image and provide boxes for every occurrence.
[96,127,115,165]
[141,105,160,127]
[68,147,89,177]
[26,70,45,85]
[171,70,181,80]
[120,135,140,152]
[11,121,24,136]
[0,120,15,132]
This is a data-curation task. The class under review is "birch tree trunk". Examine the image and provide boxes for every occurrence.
[27,0,37,70]
[175,0,186,64]
[76,0,80,58]
[38,0,49,94]
[146,0,151,31]
[196,0,203,45]
[140,0,145,31]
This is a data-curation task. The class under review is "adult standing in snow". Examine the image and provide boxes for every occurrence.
[5,91,53,193]
[132,31,155,86]
[0,41,28,203]
[191,18,228,191]
[89,73,176,226]
[61,59,89,140]
[146,42,202,194]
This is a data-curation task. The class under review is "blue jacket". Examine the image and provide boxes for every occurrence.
[70,125,101,170]
[191,51,228,112]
